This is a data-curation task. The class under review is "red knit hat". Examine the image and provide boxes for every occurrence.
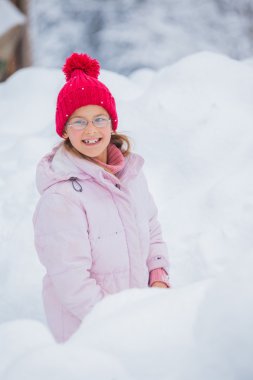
[55,53,118,137]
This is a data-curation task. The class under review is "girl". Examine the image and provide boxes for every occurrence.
[33,53,170,343]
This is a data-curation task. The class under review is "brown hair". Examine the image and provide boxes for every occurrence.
[62,131,132,161]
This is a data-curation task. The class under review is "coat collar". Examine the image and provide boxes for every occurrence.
[36,142,144,194]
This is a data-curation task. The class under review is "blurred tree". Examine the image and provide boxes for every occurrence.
[28,0,253,74]
[11,0,32,68]
[0,0,27,81]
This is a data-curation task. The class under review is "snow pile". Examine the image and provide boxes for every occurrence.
[193,250,253,379]
[130,52,253,286]
[0,51,253,379]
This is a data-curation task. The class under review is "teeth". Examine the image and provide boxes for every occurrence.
[83,139,99,144]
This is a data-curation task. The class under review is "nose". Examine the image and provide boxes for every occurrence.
[85,120,97,134]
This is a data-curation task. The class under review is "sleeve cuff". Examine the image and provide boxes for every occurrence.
[149,267,170,287]
[147,255,169,272]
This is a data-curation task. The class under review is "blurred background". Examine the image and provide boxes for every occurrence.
[1,0,253,81]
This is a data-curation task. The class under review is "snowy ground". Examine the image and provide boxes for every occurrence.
[0,51,253,379]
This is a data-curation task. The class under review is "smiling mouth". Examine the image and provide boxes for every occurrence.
[82,138,102,145]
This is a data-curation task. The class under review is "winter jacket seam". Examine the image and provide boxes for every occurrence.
[107,190,132,277]
[46,265,89,277]
[35,231,86,239]
[60,304,64,341]
[91,268,129,276]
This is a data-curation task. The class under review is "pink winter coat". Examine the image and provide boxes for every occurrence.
[33,143,169,342]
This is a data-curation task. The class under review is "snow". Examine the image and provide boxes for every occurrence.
[0,0,26,36]
[0,51,253,379]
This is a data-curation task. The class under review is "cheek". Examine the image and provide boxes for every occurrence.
[68,130,81,143]
[103,129,112,141]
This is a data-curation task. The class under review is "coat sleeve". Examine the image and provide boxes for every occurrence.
[140,171,170,274]
[33,192,105,321]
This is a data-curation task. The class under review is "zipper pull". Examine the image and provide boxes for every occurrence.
[69,177,83,192]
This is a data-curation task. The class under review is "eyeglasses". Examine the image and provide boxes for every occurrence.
[66,116,111,130]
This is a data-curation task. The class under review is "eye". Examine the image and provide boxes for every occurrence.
[72,119,87,126]
[94,117,107,123]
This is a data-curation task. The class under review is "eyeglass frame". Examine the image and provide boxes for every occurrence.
[66,116,112,130]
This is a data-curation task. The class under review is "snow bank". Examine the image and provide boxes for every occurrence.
[0,51,252,379]
[192,249,253,380]
[130,52,253,286]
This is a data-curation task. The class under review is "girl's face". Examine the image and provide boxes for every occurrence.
[63,105,112,163]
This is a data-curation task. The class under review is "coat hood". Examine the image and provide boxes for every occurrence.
[36,142,144,195]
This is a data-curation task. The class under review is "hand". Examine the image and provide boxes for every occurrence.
[151,281,169,288]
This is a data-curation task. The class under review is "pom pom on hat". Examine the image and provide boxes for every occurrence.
[63,53,100,81]
[55,52,118,136]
